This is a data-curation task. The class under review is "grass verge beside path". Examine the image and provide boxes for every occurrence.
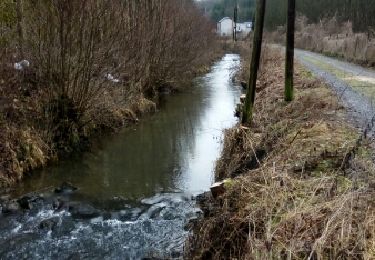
[187,48,375,259]
[300,54,375,100]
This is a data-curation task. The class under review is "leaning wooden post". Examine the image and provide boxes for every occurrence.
[242,0,267,124]
[284,0,296,101]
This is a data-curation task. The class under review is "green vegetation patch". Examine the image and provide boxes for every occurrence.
[302,55,375,100]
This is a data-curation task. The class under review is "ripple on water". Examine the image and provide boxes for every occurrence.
[0,192,200,259]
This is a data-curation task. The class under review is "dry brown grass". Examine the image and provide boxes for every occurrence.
[187,48,375,259]
[0,64,50,186]
[267,16,375,66]
[0,63,157,186]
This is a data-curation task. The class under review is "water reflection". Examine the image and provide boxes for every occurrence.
[16,54,241,202]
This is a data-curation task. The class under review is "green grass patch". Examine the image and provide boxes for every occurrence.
[302,55,375,100]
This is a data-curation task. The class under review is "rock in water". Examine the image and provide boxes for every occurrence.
[39,217,60,231]
[17,196,33,210]
[69,203,100,219]
[52,198,66,211]
[2,200,21,213]
[54,182,78,194]
[0,194,10,202]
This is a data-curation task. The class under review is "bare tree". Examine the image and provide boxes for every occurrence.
[15,0,24,58]
[8,0,216,144]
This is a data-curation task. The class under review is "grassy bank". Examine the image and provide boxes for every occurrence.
[0,69,154,187]
[298,54,375,101]
[188,47,375,259]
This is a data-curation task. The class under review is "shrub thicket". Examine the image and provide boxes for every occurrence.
[0,0,218,185]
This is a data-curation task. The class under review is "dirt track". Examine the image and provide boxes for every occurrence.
[296,49,375,138]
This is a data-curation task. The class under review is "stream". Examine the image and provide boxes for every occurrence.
[0,54,241,259]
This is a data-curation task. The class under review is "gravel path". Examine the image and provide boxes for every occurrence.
[295,49,375,137]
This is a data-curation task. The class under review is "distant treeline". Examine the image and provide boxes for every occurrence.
[265,0,375,32]
[199,0,374,34]
[198,0,255,22]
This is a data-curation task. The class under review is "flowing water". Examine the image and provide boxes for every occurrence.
[0,54,241,259]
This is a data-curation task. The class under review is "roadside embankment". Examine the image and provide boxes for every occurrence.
[296,32,375,67]
[269,17,375,67]
[187,48,375,259]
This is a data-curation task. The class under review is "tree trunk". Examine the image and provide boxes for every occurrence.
[284,0,296,102]
[242,0,267,124]
[16,0,24,59]
[233,1,238,42]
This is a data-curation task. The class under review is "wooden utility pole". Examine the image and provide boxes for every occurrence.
[233,0,238,42]
[285,0,296,101]
[242,0,267,124]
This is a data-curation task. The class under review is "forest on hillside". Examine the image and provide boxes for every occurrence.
[266,0,375,33]
[198,0,255,22]
[199,0,374,34]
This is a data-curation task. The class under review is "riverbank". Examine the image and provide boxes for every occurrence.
[0,51,222,188]
[0,54,242,259]
[188,47,375,259]
[0,76,151,187]
[0,0,220,188]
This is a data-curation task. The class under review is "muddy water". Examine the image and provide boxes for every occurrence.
[0,54,241,259]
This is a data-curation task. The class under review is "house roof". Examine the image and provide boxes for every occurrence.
[218,17,232,23]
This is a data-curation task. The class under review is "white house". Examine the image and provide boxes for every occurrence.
[217,17,234,37]
[235,22,253,38]
[217,17,252,38]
